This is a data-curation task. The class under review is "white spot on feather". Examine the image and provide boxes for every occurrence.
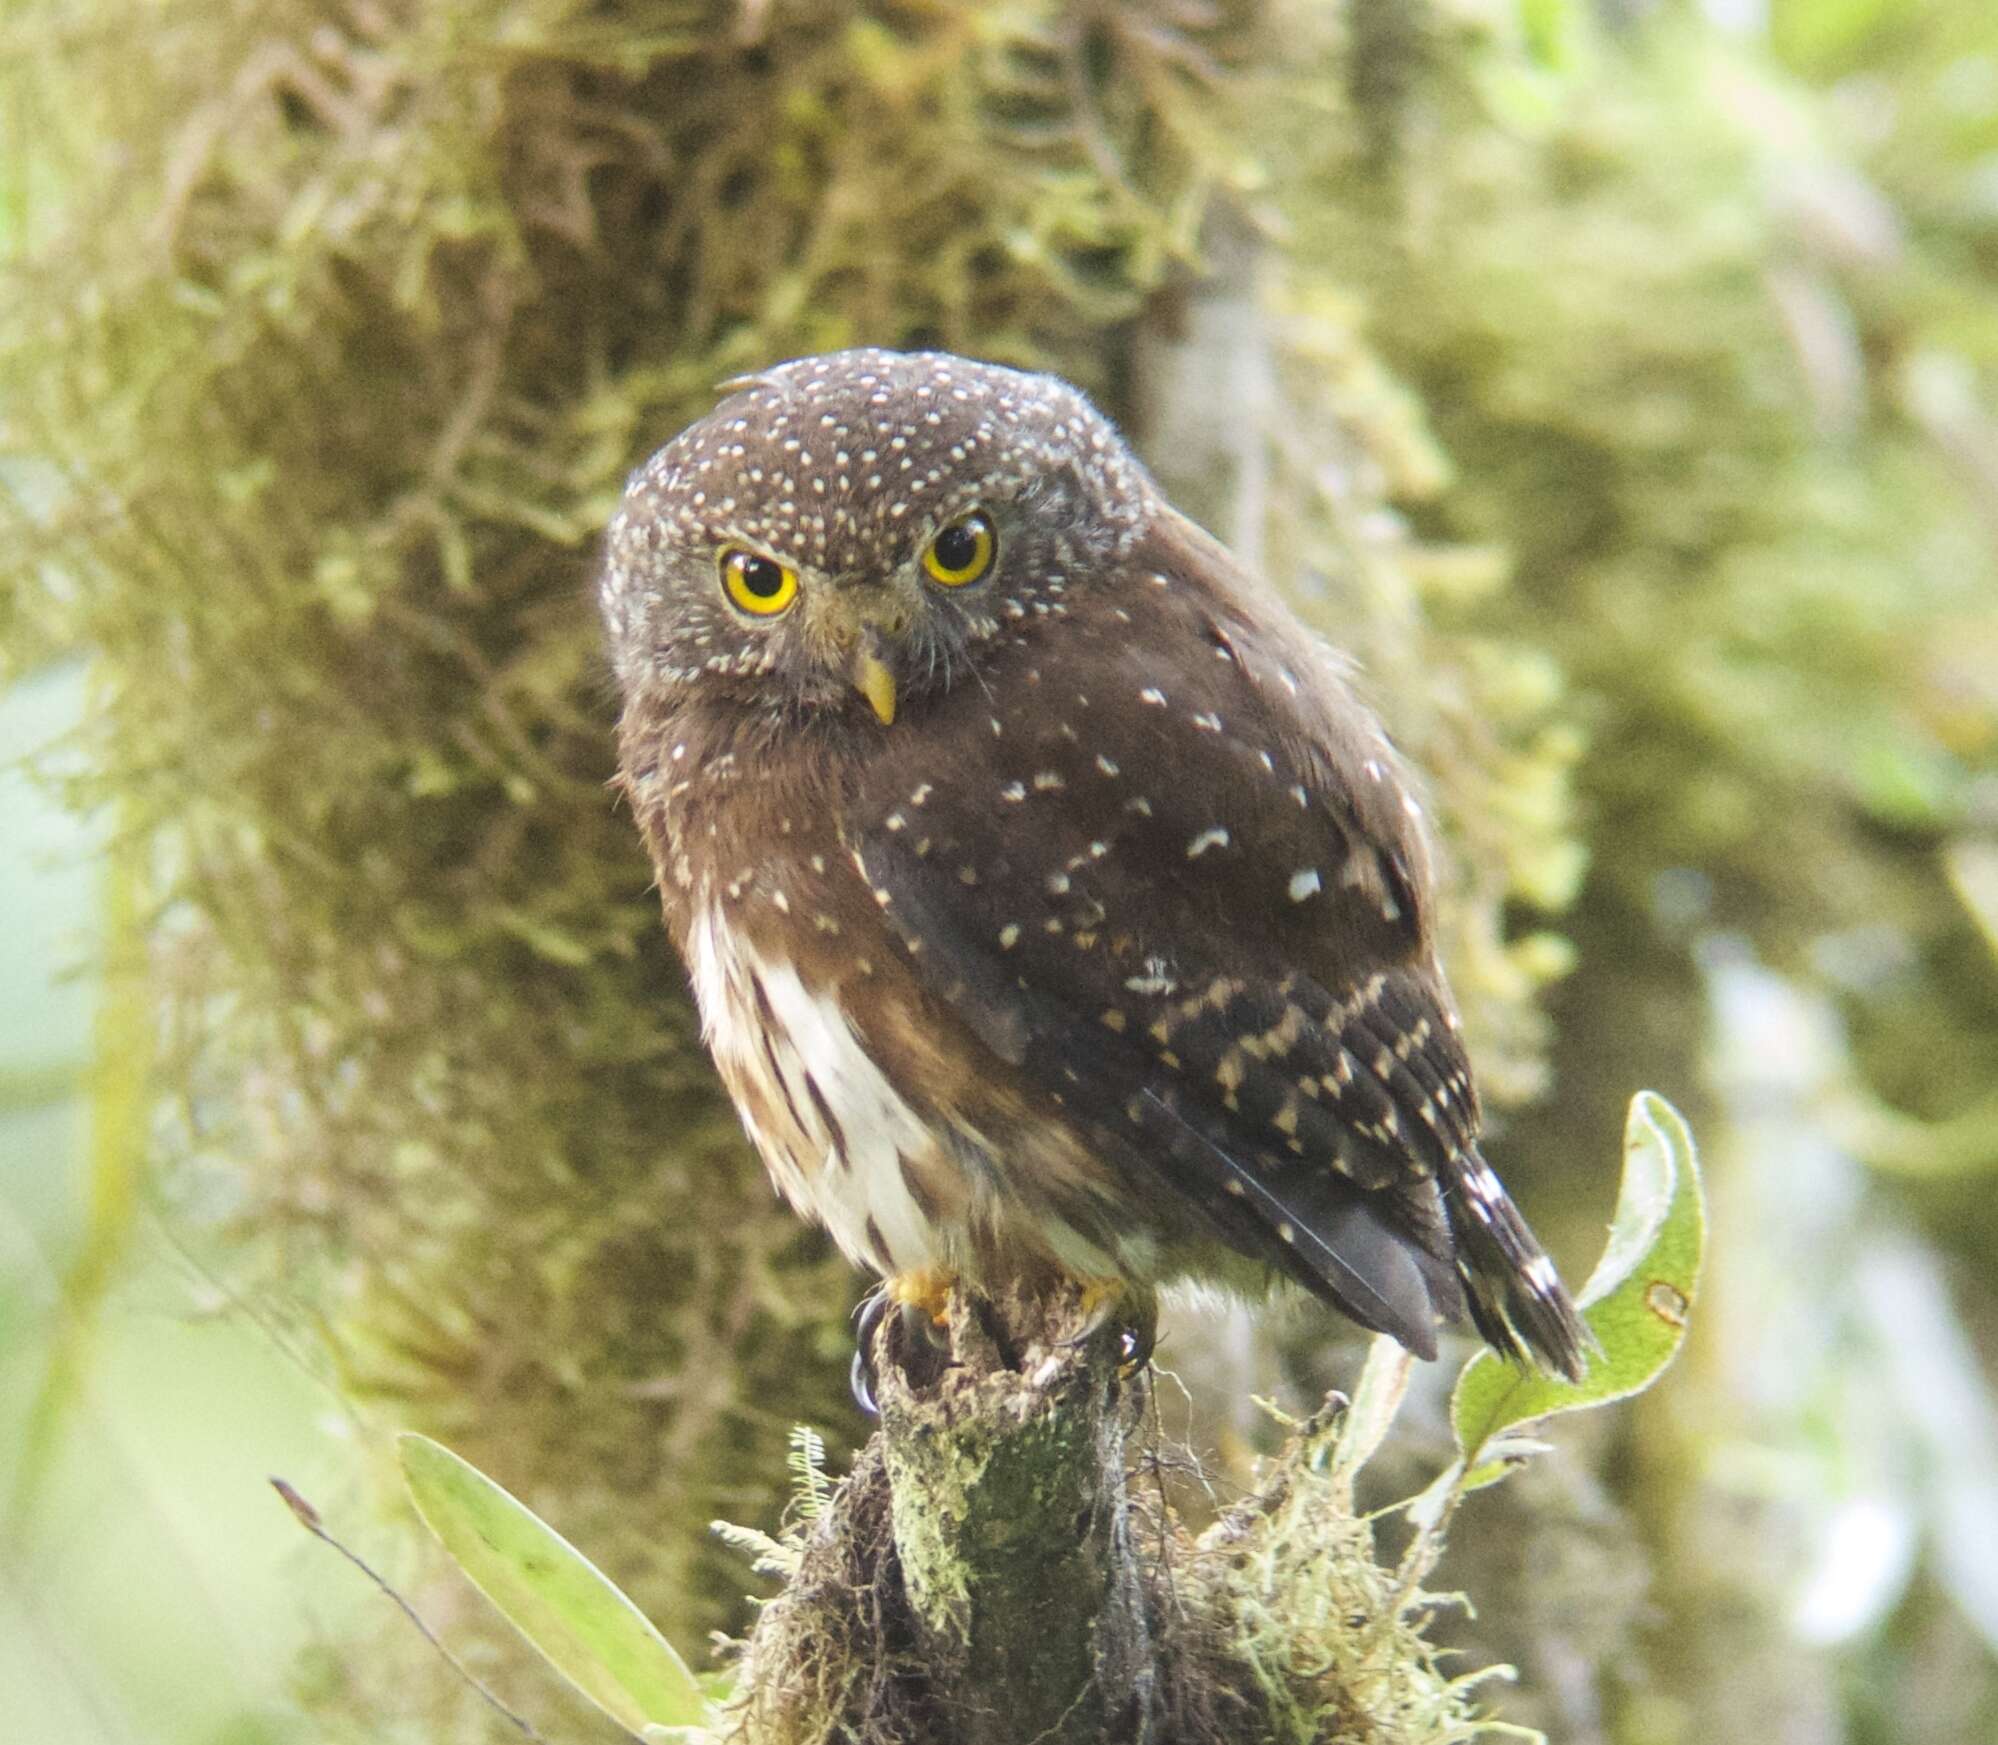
[688,905,943,1274]
[1124,958,1177,996]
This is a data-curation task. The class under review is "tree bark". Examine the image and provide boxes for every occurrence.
[726,1280,1493,1745]
[874,1286,1154,1744]
[731,1281,1165,1744]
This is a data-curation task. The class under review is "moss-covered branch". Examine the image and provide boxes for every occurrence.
[875,1291,1151,1744]
[737,1288,1155,1742]
[728,1284,1497,1745]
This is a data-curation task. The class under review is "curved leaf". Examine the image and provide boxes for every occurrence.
[1450,1091,1704,1485]
[398,1432,710,1735]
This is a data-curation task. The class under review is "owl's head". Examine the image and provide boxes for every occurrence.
[599,349,1154,727]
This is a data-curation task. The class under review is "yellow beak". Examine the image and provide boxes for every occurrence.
[852,642,897,726]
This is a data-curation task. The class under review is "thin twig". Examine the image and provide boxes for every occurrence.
[269,1477,549,1744]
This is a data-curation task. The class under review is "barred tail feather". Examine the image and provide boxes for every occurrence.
[1444,1148,1590,1382]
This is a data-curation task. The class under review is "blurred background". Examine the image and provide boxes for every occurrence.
[3,1,1995,1741]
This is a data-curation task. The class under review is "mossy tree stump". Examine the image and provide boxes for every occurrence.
[877,1288,1154,1744]
[735,1283,1161,1743]
[729,1283,1483,1745]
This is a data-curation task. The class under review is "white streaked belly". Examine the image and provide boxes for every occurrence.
[687,901,945,1276]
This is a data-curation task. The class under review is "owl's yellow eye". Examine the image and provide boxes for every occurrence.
[719,547,799,616]
[921,511,996,588]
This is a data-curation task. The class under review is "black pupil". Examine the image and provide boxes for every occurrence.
[934,521,981,572]
[739,556,784,598]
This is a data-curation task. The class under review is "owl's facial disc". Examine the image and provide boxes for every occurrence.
[712,535,914,724]
[719,509,1004,726]
[809,589,911,726]
[838,510,998,724]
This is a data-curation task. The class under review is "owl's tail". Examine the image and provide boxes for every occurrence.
[1441,1147,1591,1383]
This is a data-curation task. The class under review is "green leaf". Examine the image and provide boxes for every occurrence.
[398,1432,711,1735]
[1449,1092,1705,1486]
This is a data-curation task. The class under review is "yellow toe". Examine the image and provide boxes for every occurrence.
[1079,1276,1128,1319]
[885,1266,956,1326]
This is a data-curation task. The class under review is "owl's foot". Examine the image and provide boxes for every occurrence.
[1070,1277,1159,1376]
[885,1266,956,1327]
[850,1269,959,1415]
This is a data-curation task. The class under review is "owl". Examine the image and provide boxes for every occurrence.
[600,348,1587,1386]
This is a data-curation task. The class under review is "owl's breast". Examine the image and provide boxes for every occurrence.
[684,896,962,1275]
[685,886,1148,1285]
[628,699,1166,1287]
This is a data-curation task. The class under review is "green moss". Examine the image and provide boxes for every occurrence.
[2,0,1338,1721]
[1295,5,1998,1216]
[1202,1421,1505,1744]
[727,1319,1503,1745]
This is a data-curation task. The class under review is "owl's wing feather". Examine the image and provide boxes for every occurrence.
[847,516,1587,1376]
[866,828,1460,1351]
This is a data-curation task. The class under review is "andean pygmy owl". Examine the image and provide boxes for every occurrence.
[600,348,1588,1382]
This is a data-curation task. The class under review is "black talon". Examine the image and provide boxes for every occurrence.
[851,1289,890,1417]
[899,1298,949,1353]
[1066,1295,1117,1350]
[1117,1315,1157,1374]
[1066,1287,1159,1378]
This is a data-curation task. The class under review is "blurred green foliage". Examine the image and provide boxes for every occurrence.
[3,0,1995,1740]
[0,669,351,1745]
